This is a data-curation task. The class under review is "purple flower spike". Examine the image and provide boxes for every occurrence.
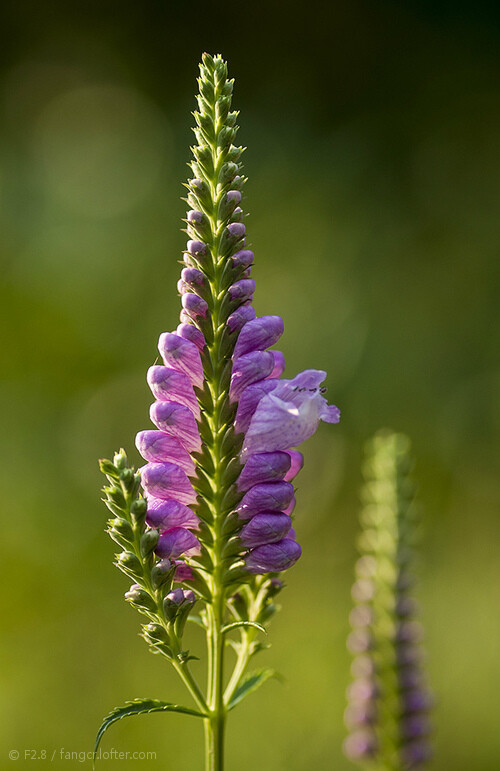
[228,279,255,301]
[232,249,254,268]
[140,462,197,505]
[182,292,208,318]
[242,369,340,456]
[149,401,201,453]
[187,239,206,256]
[240,512,291,548]
[227,304,257,333]
[284,450,304,481]
[135,430,195,475]
[176,322,205,352]
[156,526,200,559]
[146,497,200,531]
[147,366,200,417]
[230,351,275,402]
[158,332,204,387]
[234,379,280,434]
[245,538,301,573]
[237,451,291,491]
[232,315,284,359]
[236,481,295,520]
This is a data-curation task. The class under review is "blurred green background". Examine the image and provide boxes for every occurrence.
[1,1,499,768]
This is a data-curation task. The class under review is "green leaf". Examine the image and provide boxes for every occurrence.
[221,621,266,636]
[227,669,281,711]
[94,699,207,764]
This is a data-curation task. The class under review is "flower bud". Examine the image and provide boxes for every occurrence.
[125,584,156,611]
[245,538,301,574]
[140,528,160,557]
[151,558,176,589]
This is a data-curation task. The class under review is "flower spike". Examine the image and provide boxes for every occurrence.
[344,431,433,770]
[98,53,340,770]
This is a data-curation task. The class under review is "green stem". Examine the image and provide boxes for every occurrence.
[205,596,226,771]
[223,632,251,706]
[172,660,208,715]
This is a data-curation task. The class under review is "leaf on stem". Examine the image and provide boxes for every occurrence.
[94,699,207,765]
[221,621,267,636]
[227,669,281,711]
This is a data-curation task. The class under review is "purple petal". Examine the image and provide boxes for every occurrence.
[237,451,291,491]
[173,561,194,582]
[156,527,201,559]
[135,430,195,474]
[236,481,295,520]
[227,304,257,333]
[146,498,200,530]
[147,366,200,418]
[228,279,255,301]
[267,350,285,378]
[158,332,204,387]
[242,369,338,455]
[284,450,304,481]
[234,378,280,434]
[233,315,284,360]
[245,538,301,573]
[230,351,275,403]
[182,292,208,318]
[232,249,254,267]
[176,322,205,352]
[240,512,291,548]
[149,401,201,453]
[140,462,197,505]
[321,404,341,423]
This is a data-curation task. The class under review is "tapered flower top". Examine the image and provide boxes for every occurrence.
[133,52,340,588]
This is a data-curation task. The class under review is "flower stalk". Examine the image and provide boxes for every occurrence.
[97,53,339,770]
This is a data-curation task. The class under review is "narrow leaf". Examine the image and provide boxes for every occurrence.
[94,698,206,762]
[221,621,266,636]
[227,668,280,710]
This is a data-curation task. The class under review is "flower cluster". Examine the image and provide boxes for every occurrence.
[133,53,339,589]
[344,431,432,769]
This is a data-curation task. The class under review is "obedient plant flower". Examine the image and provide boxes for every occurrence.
[344,431,432,770]
[97,53,339,771]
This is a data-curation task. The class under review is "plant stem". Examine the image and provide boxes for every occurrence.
[205,595,226,771]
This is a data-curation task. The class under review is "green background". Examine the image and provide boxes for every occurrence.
[1,1,499,768]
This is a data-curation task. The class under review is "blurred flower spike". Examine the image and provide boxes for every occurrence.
[98,53,339,770]
[344,431,433,770]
